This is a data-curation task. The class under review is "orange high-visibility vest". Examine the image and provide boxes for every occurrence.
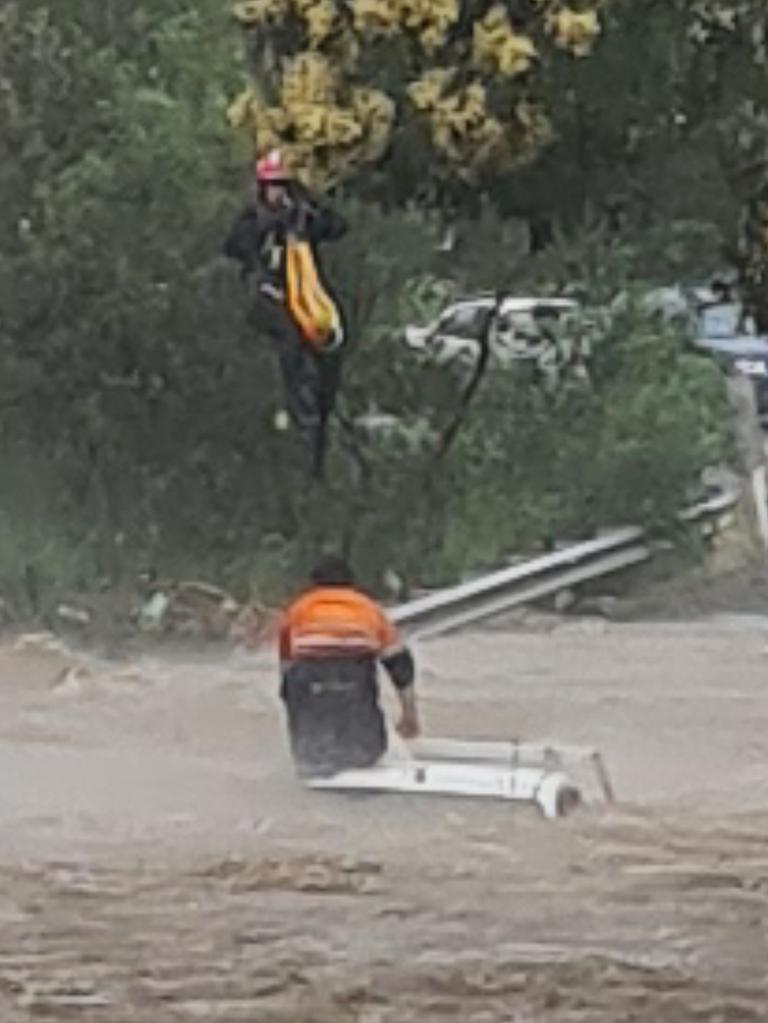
[278,587,403,661]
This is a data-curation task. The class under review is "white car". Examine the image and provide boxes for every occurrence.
[403,295,582,368]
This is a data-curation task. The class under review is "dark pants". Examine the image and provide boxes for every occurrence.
[280,657,387,777]
[249,294,342,477]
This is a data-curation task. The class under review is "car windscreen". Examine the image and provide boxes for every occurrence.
[437,306,490,340]
[699,303,748,339]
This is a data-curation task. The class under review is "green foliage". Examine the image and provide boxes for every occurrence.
[400,304,730,586]
[0,0,742,611]
[0,0,272,578]
[0,446,96,610]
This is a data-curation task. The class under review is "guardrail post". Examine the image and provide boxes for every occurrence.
[727,374,768,560]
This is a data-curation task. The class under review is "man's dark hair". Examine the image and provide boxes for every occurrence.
[310,555,355,587]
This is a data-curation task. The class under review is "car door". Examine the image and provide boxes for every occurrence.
[494,309,542,363]
[430,304,490,363]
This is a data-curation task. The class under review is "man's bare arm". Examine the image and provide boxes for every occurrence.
[381,647,420,740]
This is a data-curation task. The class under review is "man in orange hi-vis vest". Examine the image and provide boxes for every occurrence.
[278,556,420,778]
[224,150,347,479]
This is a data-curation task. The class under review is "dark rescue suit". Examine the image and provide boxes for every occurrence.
[278,586,415,777]
[223,190,347,475]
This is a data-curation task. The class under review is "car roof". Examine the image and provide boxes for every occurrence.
[449,294,579,312]
[695,336,768,358]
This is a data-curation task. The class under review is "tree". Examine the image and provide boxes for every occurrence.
[0,0,739,606]
[690,2,768,327]
[0,0,286,581]
[228,0,606,201]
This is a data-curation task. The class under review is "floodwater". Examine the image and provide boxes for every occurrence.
[1,615,767,1020]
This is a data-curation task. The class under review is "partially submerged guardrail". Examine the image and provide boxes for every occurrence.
[391,490,738,639]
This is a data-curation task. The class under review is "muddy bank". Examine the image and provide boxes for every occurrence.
[621,563,768,620]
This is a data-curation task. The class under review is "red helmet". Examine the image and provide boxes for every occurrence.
[255,149,290,183]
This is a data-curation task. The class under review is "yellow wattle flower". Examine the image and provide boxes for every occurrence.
[353,0,457,49]
[291,0,339,45]
[231,0,595,185]
[473,5,537,77]
[353,0,400,37]
[233,0,289,25]
[407,67,455,110]
[547,7,601,57]
[281,52,338,107]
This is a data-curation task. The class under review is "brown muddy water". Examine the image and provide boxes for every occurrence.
[1,616,767,1020]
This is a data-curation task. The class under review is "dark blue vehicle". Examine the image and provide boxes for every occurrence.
[691,300,768,426]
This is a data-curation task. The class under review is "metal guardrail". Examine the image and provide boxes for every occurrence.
[391,490,738,639]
